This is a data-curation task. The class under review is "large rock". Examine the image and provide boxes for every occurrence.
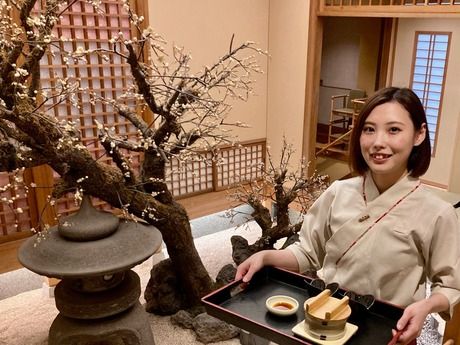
[144,259,184,314]
[170,306,206,329]
[193,313,239,344]
[171,310,194,329]
[230,235,252,265]
[215,264,236,287]
[171,310,239,344]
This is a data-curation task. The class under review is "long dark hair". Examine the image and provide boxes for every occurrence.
[349,87,431,177]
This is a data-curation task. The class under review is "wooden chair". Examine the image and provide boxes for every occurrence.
[443,303,460,345]
[327,89,366,145]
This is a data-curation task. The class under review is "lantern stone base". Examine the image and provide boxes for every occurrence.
[48,302,154,345]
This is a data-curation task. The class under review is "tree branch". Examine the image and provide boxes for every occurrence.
[20,0,60,84]
[126,43,162,115]
[117,106,154,137]
[20,0,40,96]
[152,119,180,147]
[51,178,75,199]
[0,140,48,171]
[98,127,137,185]
[169,133,201,155]
[0,119,40,150]
[248,196,273,232]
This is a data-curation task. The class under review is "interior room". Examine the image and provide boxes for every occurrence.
[1,1,460,345]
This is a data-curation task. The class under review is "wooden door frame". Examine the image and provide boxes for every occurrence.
[302,9,395,173]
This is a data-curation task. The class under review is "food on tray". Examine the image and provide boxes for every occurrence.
[304,289,351,340]
[265,295,299,316]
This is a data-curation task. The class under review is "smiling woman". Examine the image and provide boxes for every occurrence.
[235,87,460,345]
[358,101,426,193]
[349,87,432,187]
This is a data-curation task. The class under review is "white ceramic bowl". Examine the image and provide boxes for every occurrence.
[265,295,299,316]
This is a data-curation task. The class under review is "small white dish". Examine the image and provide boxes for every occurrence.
[265,295,299,316]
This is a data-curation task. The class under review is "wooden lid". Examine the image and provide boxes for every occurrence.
[304,289,351,321]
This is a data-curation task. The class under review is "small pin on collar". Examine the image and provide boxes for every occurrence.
[358,214,370,222]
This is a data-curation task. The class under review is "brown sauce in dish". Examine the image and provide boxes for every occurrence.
[273,302,293,310]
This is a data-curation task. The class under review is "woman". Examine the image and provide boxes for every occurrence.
[235,87,460,344]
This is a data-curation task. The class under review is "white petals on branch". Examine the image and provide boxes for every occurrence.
[13,68,29,78]
[0,0,269,225]
[76,176,89,184]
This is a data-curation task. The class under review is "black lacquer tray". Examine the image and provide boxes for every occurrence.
[202,267,404,345]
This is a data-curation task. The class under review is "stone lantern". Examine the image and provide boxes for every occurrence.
[18,196,162,345]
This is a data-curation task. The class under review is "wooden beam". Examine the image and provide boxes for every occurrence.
[386,18,399,86]
[319,5,460,17]
[302,1,324,175]
[30,165,57,229]
[376,18,394,90]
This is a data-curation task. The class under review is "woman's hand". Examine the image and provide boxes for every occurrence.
[393,299,430,344]
[394,293,449,344]
[235,249,300,283]
[235,250,267,283]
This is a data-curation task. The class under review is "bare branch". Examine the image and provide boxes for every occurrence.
[0,139,48,171]
[247,195,273,231]
[0,119,40,150]
[126,43,162,115]
[169,133,201,155]
[20,0,60,82]
[228,140,329,249]
[118,107,154,137]
[97,125,137,185]
[20,0,40,96]
[51,178,75,199]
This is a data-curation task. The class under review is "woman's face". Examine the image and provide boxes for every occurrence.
[359,101,426,191]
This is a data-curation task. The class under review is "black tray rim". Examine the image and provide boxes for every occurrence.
[202,266,405,345]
